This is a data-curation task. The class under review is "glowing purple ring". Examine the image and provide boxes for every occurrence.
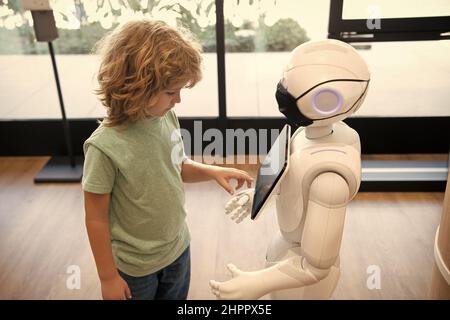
[312,88,342,115]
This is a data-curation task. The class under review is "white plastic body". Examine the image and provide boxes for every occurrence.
[266,121,361,299]
[20,0,51,11]
[434,226,450,285]
[210,39,368,301]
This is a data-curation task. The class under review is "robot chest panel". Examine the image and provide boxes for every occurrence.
[277,144,360,234]
[292,144,359,181]
[280,145,352,205]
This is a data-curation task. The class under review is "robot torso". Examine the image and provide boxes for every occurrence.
[275,121,362,244]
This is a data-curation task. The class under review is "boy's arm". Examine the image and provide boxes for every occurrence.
[84,191,131,299]
[180,158,215,183]
[84,191,117,280]
[181,159,253,194]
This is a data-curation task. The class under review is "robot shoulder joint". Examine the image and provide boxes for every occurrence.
[309,172,350,207]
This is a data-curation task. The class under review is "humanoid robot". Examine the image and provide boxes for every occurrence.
[209,39,370,300]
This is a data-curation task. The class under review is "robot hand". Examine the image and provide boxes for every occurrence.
[210,264,266,300]
[224,188,254,223]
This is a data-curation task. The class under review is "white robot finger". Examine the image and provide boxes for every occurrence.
[237,194,250,206]
[209,280,220,290]
[225,197,239,211]
[236,210,250,223]
[231,208,246,221]
[227,263,242,277]
[225,203,236,215]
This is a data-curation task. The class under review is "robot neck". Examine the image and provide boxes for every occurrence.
[305,124,333,139]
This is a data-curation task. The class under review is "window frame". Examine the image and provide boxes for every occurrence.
[328,0,450,42]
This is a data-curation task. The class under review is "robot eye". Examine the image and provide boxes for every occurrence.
[312,88,342,115]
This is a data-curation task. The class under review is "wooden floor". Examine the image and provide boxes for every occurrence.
[0,157,445,300]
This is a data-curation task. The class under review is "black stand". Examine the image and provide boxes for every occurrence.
[34,42,83,183]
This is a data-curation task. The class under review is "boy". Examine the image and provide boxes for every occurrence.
[83,20,253,300]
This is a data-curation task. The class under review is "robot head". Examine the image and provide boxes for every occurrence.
[276,39,370,127]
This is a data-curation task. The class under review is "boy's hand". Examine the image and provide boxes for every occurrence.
[208,167,253,195]
[100,274,132,300]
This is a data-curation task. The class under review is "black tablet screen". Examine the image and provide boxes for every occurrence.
[251,124,290,220]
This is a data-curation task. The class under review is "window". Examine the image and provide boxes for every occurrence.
[0,0,218,119]
[353,40,450,117]
[224,0,331,117]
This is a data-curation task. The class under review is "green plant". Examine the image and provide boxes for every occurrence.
[263,18,310,51]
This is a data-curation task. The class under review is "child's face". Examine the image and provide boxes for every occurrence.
[147,84,184,117]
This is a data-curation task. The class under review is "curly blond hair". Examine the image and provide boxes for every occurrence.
[94,19,203,127]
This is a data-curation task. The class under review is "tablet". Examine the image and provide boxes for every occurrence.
[251,124,291,220]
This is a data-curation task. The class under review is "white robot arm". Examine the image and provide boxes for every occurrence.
[210,172,349,299]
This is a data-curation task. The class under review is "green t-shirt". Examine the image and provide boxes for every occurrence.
[82,110,190,277]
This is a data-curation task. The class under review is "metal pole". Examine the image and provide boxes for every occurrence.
[215,0,228,158]
[47,41,75,167]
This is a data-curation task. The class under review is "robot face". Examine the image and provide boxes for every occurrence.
[276,78,369,127]
[275,80,313,126]
[276,39,371,127]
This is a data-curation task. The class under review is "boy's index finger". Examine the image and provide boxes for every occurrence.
[226,169,253,187]
[237,170,253,181]
[242,173,253,187]
[236,179,244,190]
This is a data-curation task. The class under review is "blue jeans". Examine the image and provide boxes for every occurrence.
[118,246,190,300]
